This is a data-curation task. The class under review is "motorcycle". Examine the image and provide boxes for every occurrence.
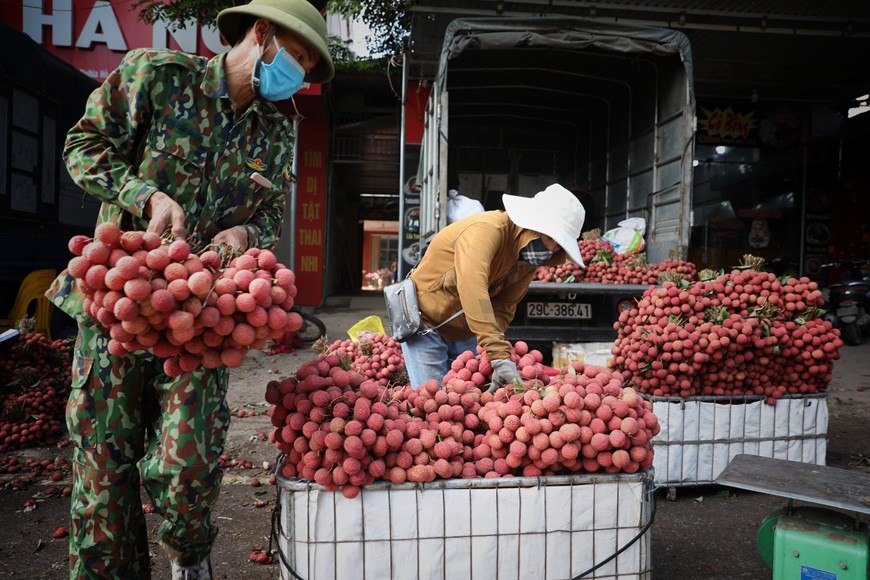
[820,259,870,346]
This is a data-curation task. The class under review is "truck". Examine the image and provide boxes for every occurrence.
[402,17,696,361]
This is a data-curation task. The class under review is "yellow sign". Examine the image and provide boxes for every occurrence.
[699,106,758,141]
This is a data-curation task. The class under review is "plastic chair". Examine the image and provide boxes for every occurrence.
[0,269,57,339]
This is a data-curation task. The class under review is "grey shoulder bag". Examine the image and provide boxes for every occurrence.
[383,277,463,343]
[383,268,515,343]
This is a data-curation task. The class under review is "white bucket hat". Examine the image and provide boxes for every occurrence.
[503,184,586,266]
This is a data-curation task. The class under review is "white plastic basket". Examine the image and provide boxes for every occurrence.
[647,393,828,487]
[273,472,654,580]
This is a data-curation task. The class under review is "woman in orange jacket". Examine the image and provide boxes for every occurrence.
[403,184,587,390]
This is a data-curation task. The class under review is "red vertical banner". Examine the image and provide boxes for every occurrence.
[404,82,431,145]
[293,96,327,306]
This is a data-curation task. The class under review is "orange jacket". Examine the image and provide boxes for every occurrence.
[410,210,566,361]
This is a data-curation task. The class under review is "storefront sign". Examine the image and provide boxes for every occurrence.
[0,0,319,94]
[399,148,422,279]
[698,105,758,146]
[803,188,832,280]
[293,99,327,306]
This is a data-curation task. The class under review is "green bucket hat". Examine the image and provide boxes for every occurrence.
[217,0,335,84]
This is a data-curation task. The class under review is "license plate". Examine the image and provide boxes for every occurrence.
[526,302,592,319]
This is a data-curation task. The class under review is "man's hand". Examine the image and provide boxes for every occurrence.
[212,226,249,253]
[488,359,520,393]
[145,191,186,240]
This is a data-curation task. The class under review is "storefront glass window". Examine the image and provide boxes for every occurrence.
[690,144,802,271]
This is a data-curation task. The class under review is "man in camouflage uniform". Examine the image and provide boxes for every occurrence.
[46,1,334,577]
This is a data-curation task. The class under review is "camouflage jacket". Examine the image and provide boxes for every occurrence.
[48,48,294,323]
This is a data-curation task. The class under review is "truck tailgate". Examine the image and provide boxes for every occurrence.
[506,281,650,342]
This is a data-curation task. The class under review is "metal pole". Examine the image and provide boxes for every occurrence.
[798,145,807,277]
[398,53,409,280]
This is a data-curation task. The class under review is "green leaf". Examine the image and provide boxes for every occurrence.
[591,249,613,266]
[668,313,689,326]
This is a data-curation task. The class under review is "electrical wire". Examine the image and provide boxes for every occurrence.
[268,454,307,580]
[270,484,306,580]
[386,53,402,101]
[571,488,658,579]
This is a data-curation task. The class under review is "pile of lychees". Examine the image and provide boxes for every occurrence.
[610,256,841,403]
[66,223,303,376]
[536,233,696,285]
[0,331,73,451]
[266,341,658,499]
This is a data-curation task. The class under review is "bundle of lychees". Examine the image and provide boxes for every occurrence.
[66,223,302,376]
[442,340,554,386]
[326,334,408,387]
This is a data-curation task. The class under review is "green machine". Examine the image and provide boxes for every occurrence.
[718,455,870,580]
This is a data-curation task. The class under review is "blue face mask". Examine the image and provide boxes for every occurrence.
[252,37,306,102]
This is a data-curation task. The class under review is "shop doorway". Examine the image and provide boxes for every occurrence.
[361,221,399,291]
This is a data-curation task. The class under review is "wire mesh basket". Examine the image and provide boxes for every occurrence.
[273,472,655,580]
[644,393,828,487]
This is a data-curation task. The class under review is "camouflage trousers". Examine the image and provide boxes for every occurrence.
[67,323,230,579]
